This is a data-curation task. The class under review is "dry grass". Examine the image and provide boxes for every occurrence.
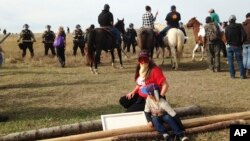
[0,29,249,140]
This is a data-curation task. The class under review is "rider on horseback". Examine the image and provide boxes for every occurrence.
[98,4,121,45]
[158,5,184,46]
[142,5,158,29]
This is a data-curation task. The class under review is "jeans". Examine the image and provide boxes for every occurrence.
[226,45,246,77]
[152,114,183,136]
[243,44,250,69]
[109,27,121,44]
[56,47,65,67]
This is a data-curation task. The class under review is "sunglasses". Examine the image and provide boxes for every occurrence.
[139,57,149,64]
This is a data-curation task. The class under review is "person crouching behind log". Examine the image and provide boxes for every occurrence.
[144,83,189,141]
[119,50,168,112]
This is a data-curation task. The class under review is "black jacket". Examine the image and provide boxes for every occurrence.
[165,11,181,28]
[225,23,247,46]
[98,10,113,27]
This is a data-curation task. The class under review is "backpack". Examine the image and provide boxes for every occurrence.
[53,35,64,47]
[205,23,220,42]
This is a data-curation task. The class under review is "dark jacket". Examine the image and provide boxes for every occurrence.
[42,30,55,43]
[165,11,181,28]
[126,28,137,42]
[243,19,250,44]
[225,23,247,46]
[98,10,113,27]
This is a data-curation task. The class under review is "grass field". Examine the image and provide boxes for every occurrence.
[0,28,249,141]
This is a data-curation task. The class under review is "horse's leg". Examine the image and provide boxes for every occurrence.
[117,44,124,68]
[200,45,204,61]
[161,47,165,65]
[192,44,199,61]
[94,49,101,74]
[170,46,177,70]
[110,49,115,68]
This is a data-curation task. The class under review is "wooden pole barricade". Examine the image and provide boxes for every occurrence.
[0,105,201,141]
[41,111,250,141]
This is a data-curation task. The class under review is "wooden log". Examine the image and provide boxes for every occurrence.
[41,111,250,141]
[107,119,246,141]
[0,105,201,141]
[0,33,11,44]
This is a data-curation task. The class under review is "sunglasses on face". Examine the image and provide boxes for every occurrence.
[139,57,149,63]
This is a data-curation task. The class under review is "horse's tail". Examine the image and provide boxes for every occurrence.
[139,29,148,50]
[177,29,185,58]
[87,30,95,65]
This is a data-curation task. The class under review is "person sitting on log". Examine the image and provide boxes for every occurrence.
[144,83,189,141]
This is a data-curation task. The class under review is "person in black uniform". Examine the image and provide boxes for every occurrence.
[73,24,85,56]
[17,24,36,58]
[42,25,56,56]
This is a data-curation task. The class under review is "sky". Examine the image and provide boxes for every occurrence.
[0,0,250,33]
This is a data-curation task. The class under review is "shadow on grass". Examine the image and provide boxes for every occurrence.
[1,104,124,122]
[0,79,117,90]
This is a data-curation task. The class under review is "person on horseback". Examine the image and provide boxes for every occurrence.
[98,4,121,45]
[158,5,182,46]
[142,5,158,29]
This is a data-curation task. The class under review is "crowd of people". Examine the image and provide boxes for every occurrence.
[1,5,250,140]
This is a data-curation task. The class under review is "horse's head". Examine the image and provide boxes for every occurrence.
[115,18,125,34]
[186,17,199,28]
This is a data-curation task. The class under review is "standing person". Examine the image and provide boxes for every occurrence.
[3,29,7,35]
[73,24,85,56]
[225,15,247,79]
[67,27,70,34]
[142,5,158,28]
[98,4,121,45]
[42,25,56,56]
[17,24,36,58]
[204,16,221,72]
[242,12,250,76]
[119,50,168,112]
[144,83,189,141]
[158,5,181,45]
[125,23,137,54]
[208,8,227,58]
[54,26,66,68]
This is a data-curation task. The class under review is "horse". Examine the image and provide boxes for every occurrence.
[138,28,156,58]
[154,24,185,70]
[114,18,128,58]
[87,27,123,74]
[186,17,205,61]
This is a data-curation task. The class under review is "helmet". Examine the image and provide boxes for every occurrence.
[129,23,134,28]
[229,15,236,22]
[23,24,29,28]
[76,24,81,28]
[46,25,51,28]
[104,4,110,11]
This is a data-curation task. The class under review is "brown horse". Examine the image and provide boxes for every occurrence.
[187,17,227,61]
[138,28,156,58]
[186,17,205,61]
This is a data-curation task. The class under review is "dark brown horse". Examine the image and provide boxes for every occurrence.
[87,27,123,74]
[186,17,205,61]
[138,28,156,58]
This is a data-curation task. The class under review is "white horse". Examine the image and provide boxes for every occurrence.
[155,23,185,70]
